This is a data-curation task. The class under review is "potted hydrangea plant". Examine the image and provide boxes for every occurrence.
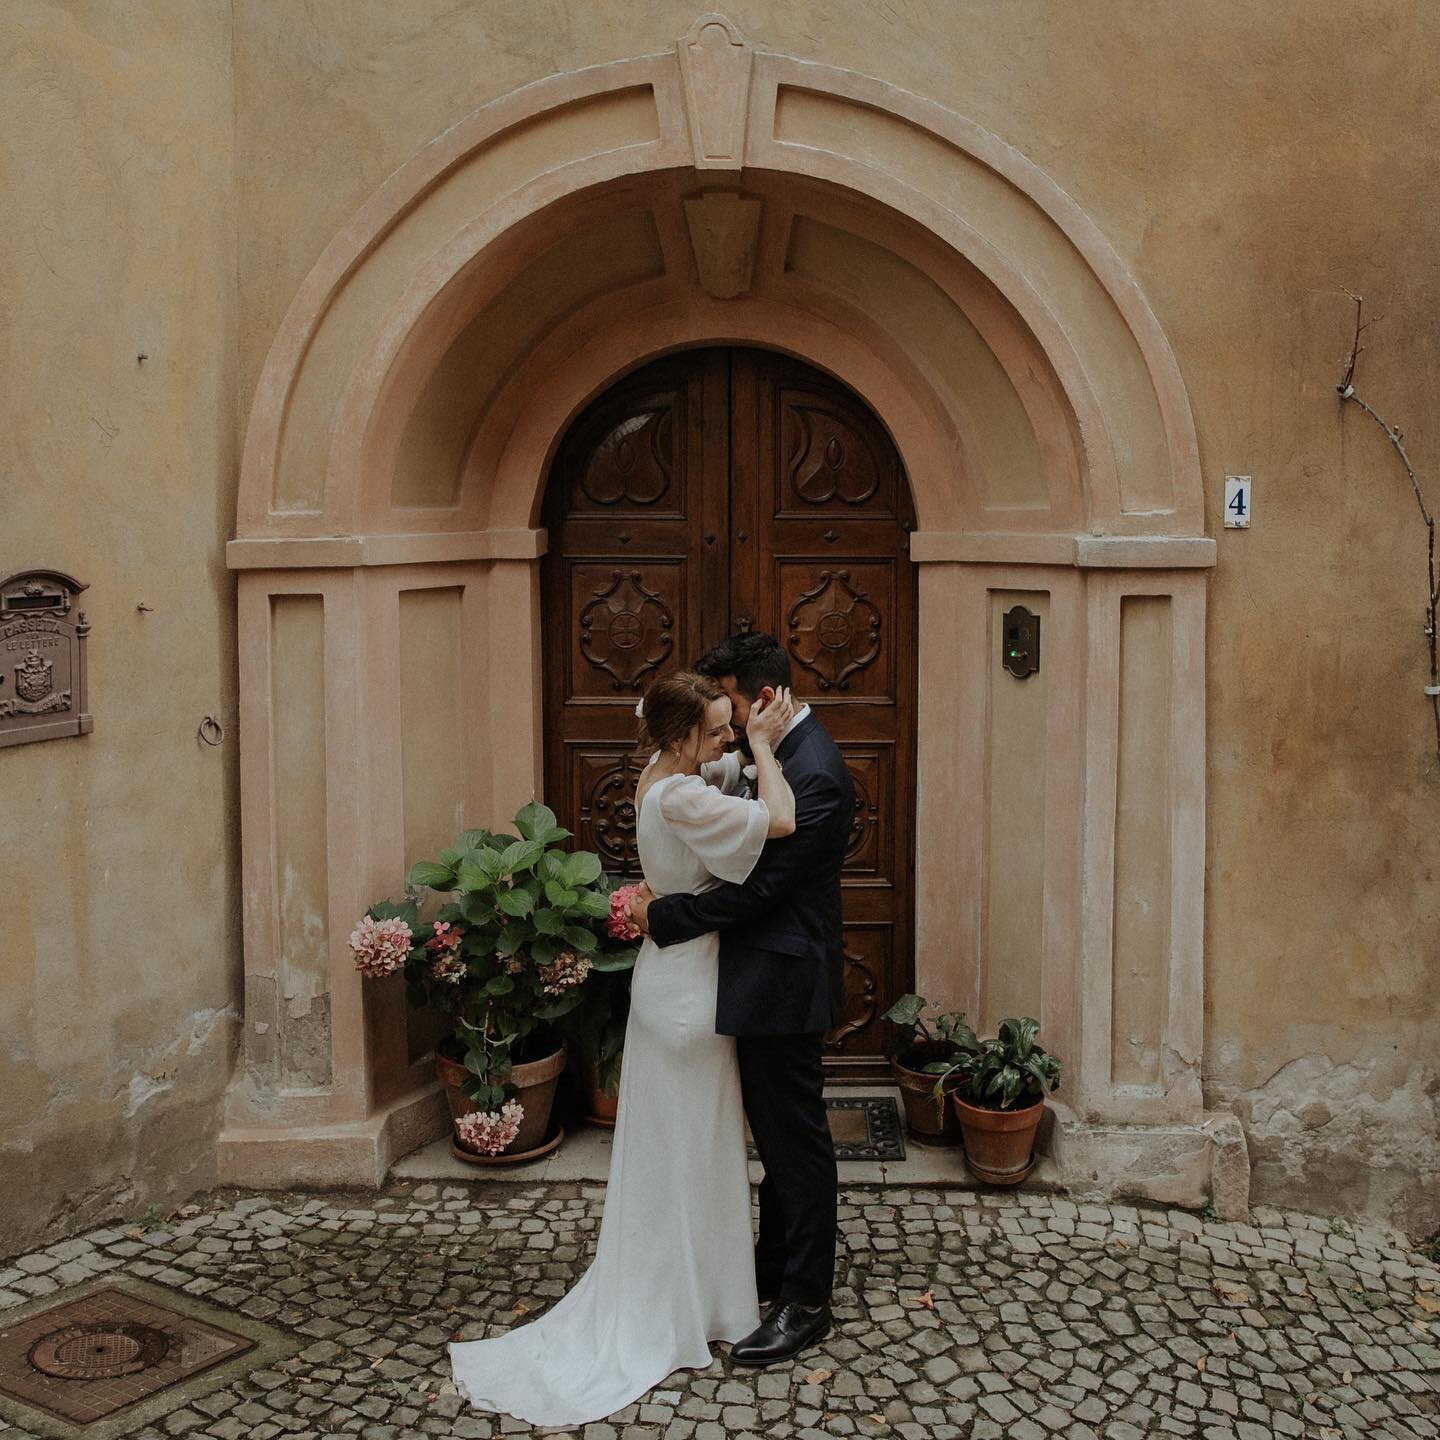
[349,801,639,1162]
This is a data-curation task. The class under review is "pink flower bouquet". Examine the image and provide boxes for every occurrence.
[607,885,643,941]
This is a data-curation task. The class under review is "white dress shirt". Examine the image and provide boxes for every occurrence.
[778,702,812,745]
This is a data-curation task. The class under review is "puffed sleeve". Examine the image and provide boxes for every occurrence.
[658,774,770,883]
[699,749,746,795]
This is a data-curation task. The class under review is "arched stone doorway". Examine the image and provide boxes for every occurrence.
[542,346,918,1071]
[221,16,1242,1209]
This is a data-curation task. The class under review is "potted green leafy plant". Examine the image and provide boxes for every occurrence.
[929,1017,1062,1184]
[882,993,979,1145]
[349,801,639,1162]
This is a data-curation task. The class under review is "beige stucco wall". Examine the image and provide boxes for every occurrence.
[4,0,1436,1247]
[0,0,240,1252]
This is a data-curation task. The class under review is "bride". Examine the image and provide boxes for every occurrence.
[450,668,797,1426]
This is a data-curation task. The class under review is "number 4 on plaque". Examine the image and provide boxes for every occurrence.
[1224,475,1252,529]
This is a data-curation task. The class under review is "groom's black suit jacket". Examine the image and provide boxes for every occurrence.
[647,711,854,1036]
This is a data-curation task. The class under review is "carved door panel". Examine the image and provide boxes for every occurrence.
[543,349,916,1072]
[542,352,729,874]
[731,352,917,1069]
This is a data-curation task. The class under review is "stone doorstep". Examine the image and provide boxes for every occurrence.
[218,1080,1251,1219]
[393,1094,960,1188]
[388,1090,1251,1218]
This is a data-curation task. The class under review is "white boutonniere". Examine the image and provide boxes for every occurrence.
[740,759,780,799]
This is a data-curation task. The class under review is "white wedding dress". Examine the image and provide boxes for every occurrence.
[450,752,770,1426]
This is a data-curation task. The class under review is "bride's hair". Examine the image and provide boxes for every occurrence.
[638,670,724,753]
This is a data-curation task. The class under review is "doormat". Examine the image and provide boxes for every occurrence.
[746,1095,904,1162]
[0,1277,299,1440]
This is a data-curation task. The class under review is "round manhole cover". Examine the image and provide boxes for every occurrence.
[29,1322,170,1379]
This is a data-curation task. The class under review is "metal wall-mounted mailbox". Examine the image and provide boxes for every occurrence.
[0,570,92,748]
[1002,604,1040,680]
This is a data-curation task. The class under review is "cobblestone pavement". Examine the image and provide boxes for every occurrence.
[1,1183,1437,1440]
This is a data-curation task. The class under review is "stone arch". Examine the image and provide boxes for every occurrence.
[223,16,1229,1210]
[233,20,1203,550]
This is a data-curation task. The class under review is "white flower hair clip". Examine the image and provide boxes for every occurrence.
[634,696,645,718]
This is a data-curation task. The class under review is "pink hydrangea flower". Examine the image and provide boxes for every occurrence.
[430,951,466,984]
[425,920,464,952]
[607,885,642,940]
[349,915,413,978]
[539,949,592,995]
[455,1100,524,1156]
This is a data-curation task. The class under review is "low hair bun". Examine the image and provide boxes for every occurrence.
[638,670,725,753]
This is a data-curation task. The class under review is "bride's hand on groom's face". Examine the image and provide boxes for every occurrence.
[744,686,794,749]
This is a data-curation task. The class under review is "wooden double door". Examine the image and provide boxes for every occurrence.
[541,348,916,1069]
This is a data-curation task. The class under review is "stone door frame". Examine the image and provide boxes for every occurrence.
[223,17,1244,1209]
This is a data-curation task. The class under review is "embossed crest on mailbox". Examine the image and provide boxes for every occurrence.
[0,570,93,748]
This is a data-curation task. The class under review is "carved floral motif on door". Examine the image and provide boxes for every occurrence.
[577,569,675,691]
[786,569,883,692]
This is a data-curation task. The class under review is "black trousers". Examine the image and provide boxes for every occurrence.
[737,1031,837,1307]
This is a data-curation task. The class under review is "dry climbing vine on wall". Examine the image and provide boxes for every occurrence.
[1335,290,1440,763]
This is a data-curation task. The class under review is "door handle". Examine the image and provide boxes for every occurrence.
[734,613,754,634]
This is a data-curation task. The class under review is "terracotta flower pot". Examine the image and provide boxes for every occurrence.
[578,1053,620,1129]
[952,1093,1044,1184]
[436,1040,568,1158]
[889,1050,963,1146]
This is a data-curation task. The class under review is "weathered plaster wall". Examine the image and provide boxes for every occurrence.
[0,1,240,1252]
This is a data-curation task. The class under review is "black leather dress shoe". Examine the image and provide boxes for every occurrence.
[730,1301,832,1367]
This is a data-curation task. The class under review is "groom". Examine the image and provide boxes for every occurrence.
[631,632,854,1366]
